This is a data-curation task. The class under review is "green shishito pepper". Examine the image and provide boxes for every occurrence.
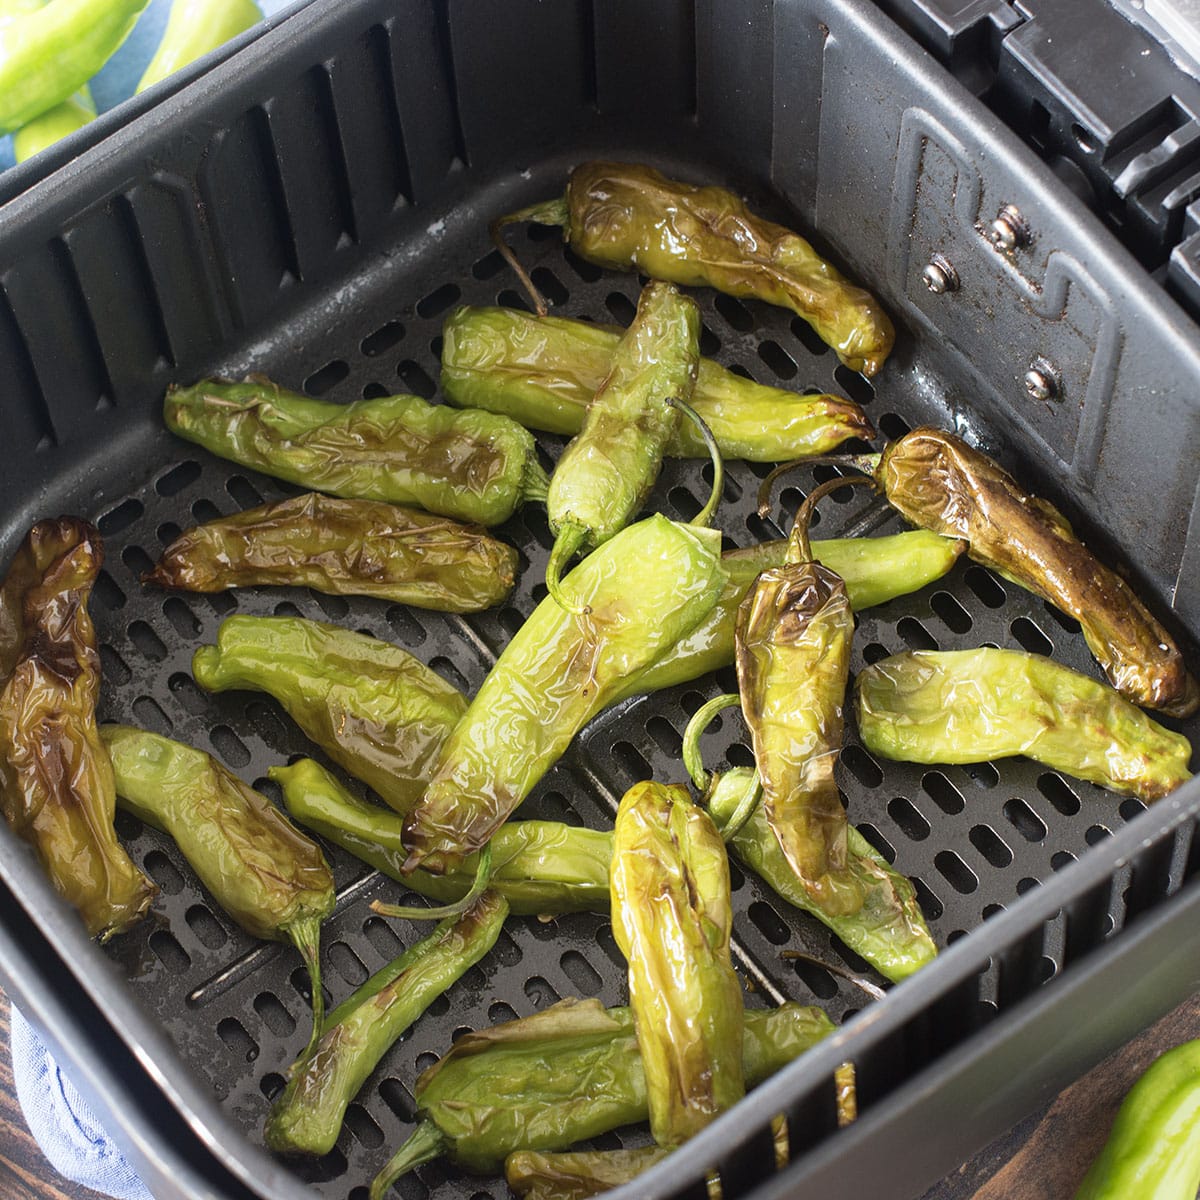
[506,1147,674,1200]
[192,615,467,815]
[545,280,699,608]
[492,162,894,377]
[441,306,874,461]
[12,83,94,163]
[265,890,508,1157]
[146,492,518,613]
[855,648,1193,802]
[611,781,743,1145]
[368,997,835,1196]
[401,514,727,875]
[1073,1038,1200,1200]
[163,377,549,527]
[272,758,612,916]
[101,725,334,1051]
[136,0,260,93]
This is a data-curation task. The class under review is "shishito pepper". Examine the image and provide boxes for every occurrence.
[855,648,1193,802]
[163,376,549,527]
[491,162,895,376]
[440,306,874,461]
[544,280,699,607]
[145,492,517,612]
[273,758,612,916]
[1073,1038,1200,1200]
[101,725,334,1052]
[506,1147,676,1200]
[611,781,743,1144]
[136,0,261,93]
[12,83,94,163]
[0,518,156,941]
[192,615,467,815]
[264,890,508,1157]
[368,997,835,1196]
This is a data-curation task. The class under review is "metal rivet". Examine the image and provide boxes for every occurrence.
[1024,357,1060,402]
[989,204,1029,252]
[921,254,959,294]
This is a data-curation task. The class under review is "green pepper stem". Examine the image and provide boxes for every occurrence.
[715,771,763,844]
[287,915,326,1059]
[369,1120,448,1200]
[681,693,741,792]
[666,395,724,529]
[756,453,883,519]
[786,474,878,565]
[545,522,590,614]
[369,843,494,922]
[779,949,887,1001]
[489,196,571,318]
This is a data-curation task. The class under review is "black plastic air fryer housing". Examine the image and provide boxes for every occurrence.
[0,2,1199,1199]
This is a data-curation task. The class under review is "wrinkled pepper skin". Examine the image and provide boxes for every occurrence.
[440,306,875,461]
[856,648,1193,801]
[708,768,936,982]
[609,530,964,706]
[145,492,517,613]
[1073,1038,1200,1200]
[163,376,549,526]
[505,1147,672,1200]
[137,0,260,93]
[0,519,156,941]
[877,428,1199,718]
[611,781,743,1145]
[264,891,508,1157]
[192,615,467,815]
[402,515,727,874]
[272,758,612,915]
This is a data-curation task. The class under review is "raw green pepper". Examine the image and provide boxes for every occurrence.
[264,890,508,1156]
[368,997,835,1195]
[137,0,261,92]
[491,162,895,376]
[439,306,875,461]
[192,615,467,815]
[101,725,334,1052]
[163,376,549,526]
[12,83,93,162]
[855,648,1193,801]
[0,519,157,941]
[1073,1038,1200,1200]
[145,492,518,613]
[272,758,612,915]
[401,513,728,875]
[544,280,699,607]
[611,781,743,1144]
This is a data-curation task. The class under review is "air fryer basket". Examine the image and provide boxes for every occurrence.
[1,2,1199,1199]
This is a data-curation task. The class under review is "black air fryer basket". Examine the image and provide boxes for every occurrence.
[1,3,1199,1199]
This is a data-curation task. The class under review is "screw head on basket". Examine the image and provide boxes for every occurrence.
[921,254,959,294]
[1024,357,1061,402]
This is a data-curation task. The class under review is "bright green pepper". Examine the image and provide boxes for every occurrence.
[264,890,508,1157]
[12,83,93,162]
[1073,1038,1200,1200]
[440,306,874,461]
[855,648,1193,801]
[192,615,467,815]
[272,758,612,916]
[137,0,261,92]
[163,376,549,527]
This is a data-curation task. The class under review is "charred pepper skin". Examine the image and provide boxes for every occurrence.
[193,615,466,815]
[505,1147,673,1200]
[440,305,875,460]
[876,427,1200,718]
[610,781,744,1145]
[146,492,518,613]
[264,891,508,1157]
[0,519,156,941]
[856,648,1193,802]
[163,376,549,527]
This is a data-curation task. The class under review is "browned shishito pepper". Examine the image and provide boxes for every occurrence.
[0,519,156,940]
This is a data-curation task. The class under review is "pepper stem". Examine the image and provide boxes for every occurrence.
[287,915,325,1060]
[779,949,887,1001]
[369,1120,448,1200]
[714,771,763,844]
[370,843,493,922]
[681,693,741,792]
[785,474,878,566]
[489,195,571,317]
[666,396,724,529]
[756,453,883,518]
[545,522,590,614]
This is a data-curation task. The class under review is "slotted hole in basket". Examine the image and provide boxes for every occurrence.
[127,620,167,661]
[1120,797,1147,822]
[594,924,625,972]
[969,824,1013,868]
[226,475,263,510]
[560,951,603,995]
[699,323,721,356]
[1003,797,1047,842]
[162,597,201,639]
[253,992,296,1037]
[857,821,896,863]
[887,796,930,841]
[144,850,185,895]
[965,567,1006,608]
[1011,617,1053,656]
[898,616,939,651]
[758,339,797,380]
[790,315,831,357]
[531,267,569,308]
[217,1018,258,1062]
[1042,601,1082,634]
[157,521,182,545]
[121,544,156,577]
[362,382,389,399]
[168,672,209,714]
[669,485,702,521]
[98,497,143,536]
[605,291,637,324]
[429,655,470,693]
[792,957,838,1000]
[259,1073,286,1101]
[923,771,964,815]
[935,850,978,894]
[311,590,350,621]
[1086,824,1111,845]
[397,360,437,398]
[131,695,172,735]
[930,591,972,634]
[304,360,349,395]
[210,725,250,768]
[748,901,790,945]
[156,460,201,497]
[378,1078,415,1121]
[563,245,603,282]
[385,604,427,647]
[186,905,227,950]
[492,930,523,968]
[966,761,1000,789]
[1051,850,1077,872]
[246,701,289,749]
[497,287,533,313]
[912,876,944,920]
[93,571,126,610]
[113,811,142,840]
[416,282,461,318]
[99,644,132,685]
[361,320,405,356]
[344,1103,384,1149]
[149,930,190,972]
[612,740,653,782]
[715,293,753,330]
[862,641,891,665]
[329,942,369,987]
[841,744,883,788]
[833,365,876,405]
[362,915,404,961]
[191,498,222,525]
[206,592,237,617]
[1038,773,1081,816]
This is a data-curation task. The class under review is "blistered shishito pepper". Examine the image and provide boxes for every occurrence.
[102,725,334,1051]
[163,376,549,526]
[611,781,743,1144]
[367,998,834,1196]
[855,648,1193,801]
[192,615,467,815]
[273,758,612,915]
[545,281,699,607]
[491,162,895,376]
[146,492,518,613]
[440,306,874,461]
[0,519,156,941]
[264,890,508,1157]
[505,1147,673,1200]
[1073,1038,1200,1200]
[136,0,260,93]
[402,514,727,875]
